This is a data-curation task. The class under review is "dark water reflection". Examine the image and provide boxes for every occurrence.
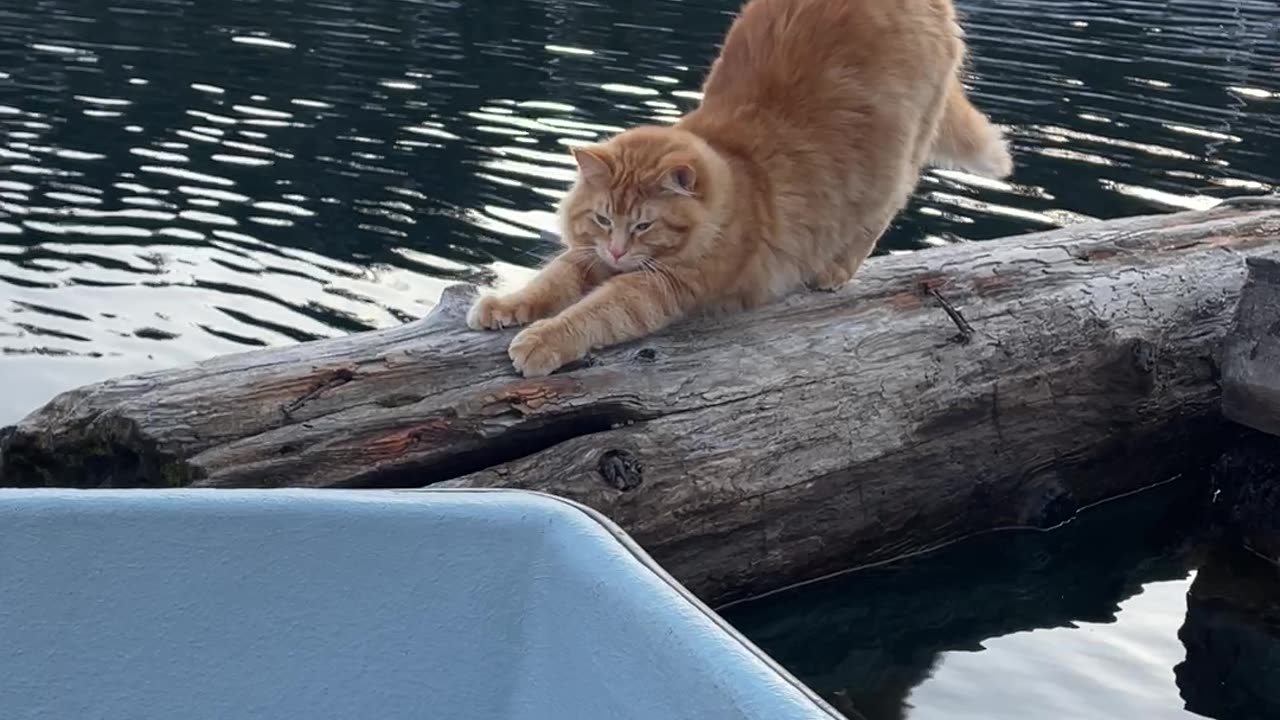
[724,478,1280,720]
[1,0,1278,416]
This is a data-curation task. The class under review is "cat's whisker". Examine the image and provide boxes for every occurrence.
[641,257,682,310]
[638,261,666,306]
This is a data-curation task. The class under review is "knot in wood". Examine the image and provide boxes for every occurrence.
[598,449,643,492]
[633,347,659,363]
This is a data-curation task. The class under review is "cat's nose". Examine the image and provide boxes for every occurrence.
[608,246,625,260]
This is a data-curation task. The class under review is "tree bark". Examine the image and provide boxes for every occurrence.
[3,199,1279,603]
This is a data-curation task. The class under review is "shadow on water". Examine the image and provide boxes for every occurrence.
[1177,547,1280,720]
[724,476,1280,720]
[0,0,1278,375]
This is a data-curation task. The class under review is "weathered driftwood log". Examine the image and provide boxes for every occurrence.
[2,199,1279,603]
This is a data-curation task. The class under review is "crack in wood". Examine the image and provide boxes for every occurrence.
[343,403,644,489]
[281,365,357,419]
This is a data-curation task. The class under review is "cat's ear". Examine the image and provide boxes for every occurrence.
[661,164,697,197]
[571,147,612,186]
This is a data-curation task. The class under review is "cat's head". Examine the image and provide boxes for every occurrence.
[559,126,724,272]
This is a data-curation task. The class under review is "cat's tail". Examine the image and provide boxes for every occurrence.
[927,77,1014,179]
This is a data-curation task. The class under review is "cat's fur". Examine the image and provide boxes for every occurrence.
[469,0,1012,377]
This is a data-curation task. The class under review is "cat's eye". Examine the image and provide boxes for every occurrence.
[633,221,654,233]
[593,212,612,228]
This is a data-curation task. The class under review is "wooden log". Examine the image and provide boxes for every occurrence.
[1223,248,1280,437]
[3,199,1279,603]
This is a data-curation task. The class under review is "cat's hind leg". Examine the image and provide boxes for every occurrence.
[927,76,1013,179]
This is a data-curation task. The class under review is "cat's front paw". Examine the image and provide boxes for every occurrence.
[508,320,584,377]
[805,265,852,292]
[467,293,536,330]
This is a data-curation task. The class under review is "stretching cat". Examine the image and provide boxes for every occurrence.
[469,0,1013,377]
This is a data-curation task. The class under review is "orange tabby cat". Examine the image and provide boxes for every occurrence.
[468,0,1012,377]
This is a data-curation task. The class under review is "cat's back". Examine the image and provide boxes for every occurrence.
[674,0,970,301]
[698,0,957,111]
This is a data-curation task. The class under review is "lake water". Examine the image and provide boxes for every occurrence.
[724,476,1280,720]
[1,0,1278,716]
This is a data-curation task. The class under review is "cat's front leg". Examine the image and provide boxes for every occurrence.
[507,270,694,377]
[805,238,879,293]
[467,251,603,330]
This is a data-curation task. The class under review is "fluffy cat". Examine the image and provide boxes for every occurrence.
[469,0,1012,377]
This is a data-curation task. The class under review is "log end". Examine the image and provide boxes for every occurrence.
[424,283,479,327]
[1223,249,1280,436]
[0,413,203,489]
[1244,252,1280,282]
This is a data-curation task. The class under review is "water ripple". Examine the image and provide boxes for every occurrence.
[0,0,1277,416]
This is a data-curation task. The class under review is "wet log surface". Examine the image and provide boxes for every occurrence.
[3,199,1279,602]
